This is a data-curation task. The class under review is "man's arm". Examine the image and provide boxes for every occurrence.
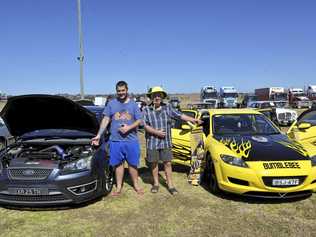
[91,116,110,146]
[119,119,142,134]
[180,114,202,125]
[144,124,166,138]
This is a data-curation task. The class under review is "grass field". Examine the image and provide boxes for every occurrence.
[0,98,316,237]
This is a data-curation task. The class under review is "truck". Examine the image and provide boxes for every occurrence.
[200,86,219,108]
[255,87,288,107]
[288,88,312,109]
[306,85,316,101]
[219,86,238,108]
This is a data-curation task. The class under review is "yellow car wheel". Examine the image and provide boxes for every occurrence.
[204,154,220,194]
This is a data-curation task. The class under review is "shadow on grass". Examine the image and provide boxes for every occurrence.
[199,181,312,204]
[0,194,106,212]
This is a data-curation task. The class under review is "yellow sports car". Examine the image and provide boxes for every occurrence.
[287,109,316,156]
[172,109,316,198]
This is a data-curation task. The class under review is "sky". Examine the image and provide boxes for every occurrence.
[1,0,316,95]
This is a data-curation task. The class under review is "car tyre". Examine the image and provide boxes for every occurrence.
[203,154,220,194]
[103,163,114,194]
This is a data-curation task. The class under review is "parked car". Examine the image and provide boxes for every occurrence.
[0,117,12,146]
[0,95,113,206]
[187,102,216,110]
[287,109,316,150]
[291,96,312,109]
[172,108,316,198]
[249,101,297,126]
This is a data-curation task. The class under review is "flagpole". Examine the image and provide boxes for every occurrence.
[77,0,85,99]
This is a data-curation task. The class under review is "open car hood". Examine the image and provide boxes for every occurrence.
[0,95,99,137]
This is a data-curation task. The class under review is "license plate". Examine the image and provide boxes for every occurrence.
[272,179,299,186]
[8,188,48,196]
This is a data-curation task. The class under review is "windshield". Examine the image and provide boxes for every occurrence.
[274,101,287,108]
[298,110,316,124]
[294,93,306,97]
[274,93,288,101]
[213,114,279,135]
[223,93,238,98]
[203,92,217,98]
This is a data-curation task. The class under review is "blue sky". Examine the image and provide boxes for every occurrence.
[1,0,316,95]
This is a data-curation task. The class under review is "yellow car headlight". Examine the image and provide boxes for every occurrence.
[220,155,248,168]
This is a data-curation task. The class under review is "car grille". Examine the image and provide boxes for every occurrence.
[0,194,69,202]
[262,176,306,188]
[278,112,292,120]
[8,168,52,180]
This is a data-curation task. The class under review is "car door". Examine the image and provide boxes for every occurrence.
[171,110,199,163]
[287,110,316,141]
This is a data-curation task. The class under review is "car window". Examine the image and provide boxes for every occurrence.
[213,114,279,135]
[298,110,316,123]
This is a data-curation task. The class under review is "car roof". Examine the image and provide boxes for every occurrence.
[182,108,262,115]
[208,108,262,115]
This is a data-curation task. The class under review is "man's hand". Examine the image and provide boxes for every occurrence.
[91,134,101,146]
[119,124,131,134]
[193,118,203,125]
[156,129,166,138]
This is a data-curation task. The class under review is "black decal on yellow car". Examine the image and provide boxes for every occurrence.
[277,141,308,157]
[172,144,191,159]
[263,161,301,169]
[220,138,252,159]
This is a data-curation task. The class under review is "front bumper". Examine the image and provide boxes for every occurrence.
[0,169,102,206]
[215,161,316,198]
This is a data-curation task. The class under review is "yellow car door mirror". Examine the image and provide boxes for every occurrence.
[298,122,312,130]
[181,124,192,130]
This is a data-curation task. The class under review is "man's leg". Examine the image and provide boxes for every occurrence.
[114,163,124,192]
[151,162,159,187]
[128,165,142,192]
[109,141,124,194]
[163,161,174,188]
[162,149,177,194]
[125,141,143,193]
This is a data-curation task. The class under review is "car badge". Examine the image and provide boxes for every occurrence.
[251,136,268,143]
[25,161,39,165]
[22,169,35,176]
[278,193,287,198]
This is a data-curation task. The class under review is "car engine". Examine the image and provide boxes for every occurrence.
[2,144,94,169]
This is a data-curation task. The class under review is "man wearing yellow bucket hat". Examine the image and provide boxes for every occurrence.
[143,86,202,194]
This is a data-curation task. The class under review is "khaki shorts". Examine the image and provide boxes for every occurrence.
[146,148,173,163]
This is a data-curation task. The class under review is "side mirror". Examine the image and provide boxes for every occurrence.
[298,122,312,130]
[181,124,192,130]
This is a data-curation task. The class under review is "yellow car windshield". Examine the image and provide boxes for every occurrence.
[213,114,279,135]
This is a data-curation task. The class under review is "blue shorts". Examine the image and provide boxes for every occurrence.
[109,141,140,167]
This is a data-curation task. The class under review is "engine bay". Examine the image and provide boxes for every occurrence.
[2,143,95,169]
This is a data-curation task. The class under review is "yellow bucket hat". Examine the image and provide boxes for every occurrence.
[147,86,167,99]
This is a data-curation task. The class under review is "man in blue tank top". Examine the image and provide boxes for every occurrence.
[91,81,143,196]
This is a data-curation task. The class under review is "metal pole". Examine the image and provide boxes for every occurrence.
[77,0,85,99]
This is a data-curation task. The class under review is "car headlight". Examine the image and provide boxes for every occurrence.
[220,155,248,168]
[311,156,316,167]
[63,156,93,172]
